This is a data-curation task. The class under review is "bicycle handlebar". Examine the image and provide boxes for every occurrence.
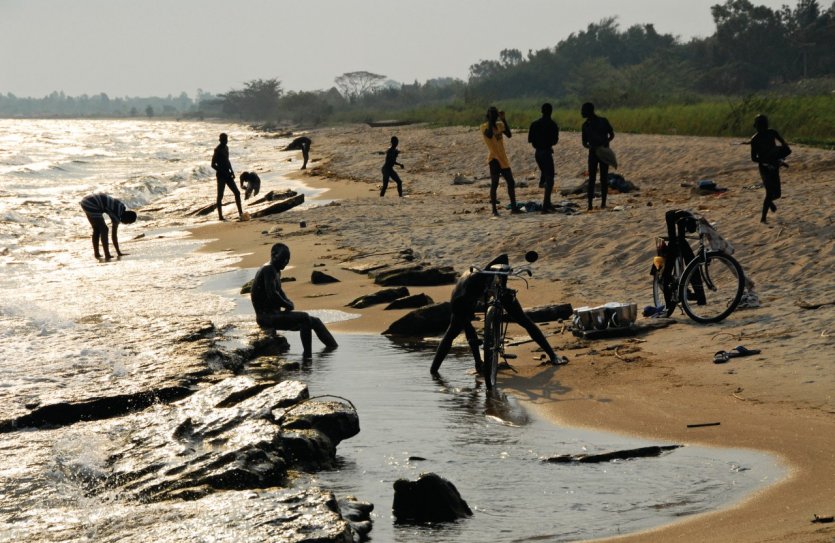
[469,265,534,279]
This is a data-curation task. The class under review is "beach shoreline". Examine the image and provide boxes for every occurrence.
[192,123,834,543]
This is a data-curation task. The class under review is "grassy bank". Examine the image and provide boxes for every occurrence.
[330,95,834,148]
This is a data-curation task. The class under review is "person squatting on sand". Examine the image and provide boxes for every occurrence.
[528,102,560,214]
[481,106,519,216]
[79,193,137,260]
[580,102,615,211]
[211,132,244,221]
[750,114,791,224]
[380,136,405,197]
[250,243,338,358]
[430,254,565,376]
[239,171,261,200]
[285,136,312,170]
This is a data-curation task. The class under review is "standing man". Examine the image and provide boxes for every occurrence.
[211,133,244,221]
[750,114,790,224]
[580,102,615,211]
[528,103,560,213]
[79,193,137,260]
[481,106,519,216]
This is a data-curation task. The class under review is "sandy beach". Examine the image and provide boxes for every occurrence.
[194,123,835,542]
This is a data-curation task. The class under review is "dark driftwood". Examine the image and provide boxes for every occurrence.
[544,445,682,464]
[250,194,305,218]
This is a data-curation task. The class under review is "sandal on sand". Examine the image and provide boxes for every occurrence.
[713,351,731,364]
[713,346,761,364]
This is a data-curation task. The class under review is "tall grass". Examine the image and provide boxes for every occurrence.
[341,95,834,148]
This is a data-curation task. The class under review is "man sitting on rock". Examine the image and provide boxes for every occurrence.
[430,254,566,376]
[250,243,338,358]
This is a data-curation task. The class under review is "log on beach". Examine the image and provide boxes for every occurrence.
[250,194,305,218]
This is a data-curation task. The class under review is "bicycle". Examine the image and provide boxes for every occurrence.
[651,210,745,324]
[470,251,539,389]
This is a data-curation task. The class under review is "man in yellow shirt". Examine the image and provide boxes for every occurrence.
[481,106,520,216]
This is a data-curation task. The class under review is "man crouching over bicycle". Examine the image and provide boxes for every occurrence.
[430,254,566,375]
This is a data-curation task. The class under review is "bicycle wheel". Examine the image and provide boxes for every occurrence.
[679,251,745,323]
[482,305,503,389]
[651,258,680,318]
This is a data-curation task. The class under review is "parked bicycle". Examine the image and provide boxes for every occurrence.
[651,210,745,324]
[470,251,539,389]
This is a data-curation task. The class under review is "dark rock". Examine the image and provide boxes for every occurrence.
[311,270,340,284]
[338,496,375,539]
[382,302,451,337]
[250,194,305,218]
[544,445,682,464]
[249,189,297,206]
[385,293,434,310]
[56,376,361,503]
[372,265,457,287]
[524,303,574,322]
[0,318,237,431]
[347,287,410,309]
[392,472,472,523]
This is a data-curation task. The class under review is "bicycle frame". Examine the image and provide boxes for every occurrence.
[471,263,533,388]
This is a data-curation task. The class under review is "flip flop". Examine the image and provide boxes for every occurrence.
[731,345,761,357]
[713,351,730,364]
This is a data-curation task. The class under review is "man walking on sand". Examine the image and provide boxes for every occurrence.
[528,103,560,213]
[580,102,615,211]
[481,106,519,216]
[211,132,244,221]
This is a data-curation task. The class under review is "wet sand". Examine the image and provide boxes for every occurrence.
[193,123,835,543]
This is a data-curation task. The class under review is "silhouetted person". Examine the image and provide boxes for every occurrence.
[211,133,244,221]
[79,193,137,260]
[380,136,405,197]
[481,106,519,216]
[285,136,312,169]
[580,102,615,211]
[528,102,560,213]
[750,114,790,224]
[250,243,338,358]
[430,254,563,375]
[240,171,261,200]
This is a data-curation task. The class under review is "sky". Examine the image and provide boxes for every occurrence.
[0,0,794,99]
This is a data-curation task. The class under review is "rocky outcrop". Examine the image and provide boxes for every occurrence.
[51,376,359,503]
[347,287,410,309]
[382,302,451,337]
[385,293,434,310]
[0,320,279,431]
[311,270,341,284]
[392,472,472,523]
[372,265,457,287]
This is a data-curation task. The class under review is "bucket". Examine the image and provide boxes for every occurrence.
[572,306,594,331]
[603,302,638,328]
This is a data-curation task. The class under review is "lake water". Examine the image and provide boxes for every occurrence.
[0,119,783,542]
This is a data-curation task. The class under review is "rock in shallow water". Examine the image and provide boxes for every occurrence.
[57,376,360,503]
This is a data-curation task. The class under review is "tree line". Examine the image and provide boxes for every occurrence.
[2,0,832,123]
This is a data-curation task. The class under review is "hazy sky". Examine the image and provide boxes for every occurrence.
[1,0,792,98]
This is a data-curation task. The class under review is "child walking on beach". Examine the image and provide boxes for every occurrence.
[380,136,405,197]
[750,114,790,224]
